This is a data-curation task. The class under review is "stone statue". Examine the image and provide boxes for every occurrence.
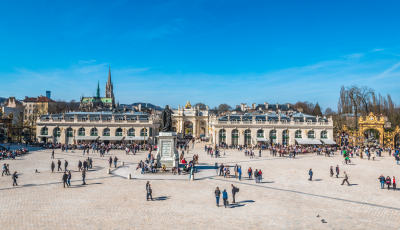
[160,105,173,132]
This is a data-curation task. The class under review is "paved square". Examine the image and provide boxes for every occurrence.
[1,143,400,229]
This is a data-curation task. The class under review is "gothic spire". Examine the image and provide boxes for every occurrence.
[96,80,100,98]
[107,66,111,84]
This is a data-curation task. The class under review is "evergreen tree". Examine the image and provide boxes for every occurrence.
[312,102,323,116]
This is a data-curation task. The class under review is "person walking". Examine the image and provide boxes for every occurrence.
[82,168,86,185]
[330,166,334,177]
[222,189,228,208]
[114,156,118,168]
[51,161,55,173]
[12,171,18,186]
[219,163,224,176]
[336,165,339,178]
[2,163,7,176]
[379,175,385,189]
[62,172,68,188]
[386,176,391,190]
[215,187,221,207]
[309,168,313,181]
[64,160,68,172]
[341,171,350,186]
[108,157,112,168]
[78,160,82,171]
[51,149,54,159]
[238,167,242,181]
[146,182,153,201]
[259,169,263,183]
[67,171,71,187]
[57,160,62,171]
[234,164,238,179]
[231,184,237,204]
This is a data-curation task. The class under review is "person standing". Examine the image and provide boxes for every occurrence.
[386,176,391,190]
[379,175,385,189]
[330,166,333,177]
[392,176,396,191]
[215,187,221,207]
[336,165,339,178]
[238,167,242,181]
[82,169,86,185]
[309,168,313,181]
[248,167,252,180]
[222,189,228,208]
[2,163,7,176]
[109,157,112,168]
[234,164,238,179]
[341,171,350,186]
[219,163,224,176]
[51,161,55,173]
[254,169,259,183]
[12,171,18,186]
[57,160,62,171]
[62,172,68,188]
[78,160,82,171]
[231,184,237,204]
[64,160,68,172]
[259,169,263,183]
[51,149,54,159]
[67,171,71,187]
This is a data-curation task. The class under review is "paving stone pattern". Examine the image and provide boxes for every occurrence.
[1,143,400,229]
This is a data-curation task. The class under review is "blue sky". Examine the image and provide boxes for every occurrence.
[1,0,400,111]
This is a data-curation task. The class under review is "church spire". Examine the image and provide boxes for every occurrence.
[96,80,100,98]
[107,66,111,84]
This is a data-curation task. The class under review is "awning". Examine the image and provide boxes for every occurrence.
[257,137,269,142]
[124,136,146,141]
[295,138,322,145]
[75,136,99,140]
[321,139,336,145]
[37,135,52,138]
[99,136,124,141]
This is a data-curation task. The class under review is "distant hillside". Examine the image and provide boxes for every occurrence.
[119,102,163,111]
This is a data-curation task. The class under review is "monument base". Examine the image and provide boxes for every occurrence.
[155,132,179,168]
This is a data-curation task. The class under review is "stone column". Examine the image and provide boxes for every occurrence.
[276,129,283,145]
[193,120,197,138]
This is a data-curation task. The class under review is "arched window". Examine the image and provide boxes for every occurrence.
[103,128,110,136]
[141,128,148,136]
[308,130,315,139]
[283,130,289,145]
[295,130,302,138]
[219,129,226,143]
[257,129,264,137]
[66,128,73,137]
[53,127,60,136]
[321,131,328,139]
[269,130,276,138]
[78,128,85,136]
[244,129,251,145]
[232,129,239,145]
[91,128,98,136]
[128,128,135,136]
[41,127,48,135]
[116,128,123,136]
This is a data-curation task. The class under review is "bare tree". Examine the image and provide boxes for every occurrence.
[194,102,207,110]
[218,103,232,113]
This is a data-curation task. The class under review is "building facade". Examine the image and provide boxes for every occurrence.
[36,111,159,144]
[171,103,209,138]
[23,95,56,126]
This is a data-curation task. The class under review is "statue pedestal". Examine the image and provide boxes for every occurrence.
[155,132,179,168]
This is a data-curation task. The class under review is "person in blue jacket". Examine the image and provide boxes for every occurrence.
[222,189,228,208]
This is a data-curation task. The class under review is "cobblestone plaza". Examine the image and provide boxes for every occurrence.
[1,143,399,229]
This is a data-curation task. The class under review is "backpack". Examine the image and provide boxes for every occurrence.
[235,187,239,193]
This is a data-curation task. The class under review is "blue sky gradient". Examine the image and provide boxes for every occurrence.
[1,0,400,110]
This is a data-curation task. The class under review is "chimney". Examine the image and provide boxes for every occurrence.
[252,103,256,109]
[276,103,279,108]
[178,105,180,110]
[287,103,290,108]
[138,104,142,111]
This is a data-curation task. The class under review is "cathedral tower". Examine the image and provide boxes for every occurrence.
[105,67,114,98]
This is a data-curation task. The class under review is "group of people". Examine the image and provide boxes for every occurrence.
[379,175,396,190]
[214,184,239,208]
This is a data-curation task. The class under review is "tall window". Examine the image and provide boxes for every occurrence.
[116,128,123,136]
[78,128,85,136]
[244,129,251,145]
[269,130,276,138]
[66,128,73,137]
[103,128,110,136]
[91,128,98,136]
[321,131,328,139]
[232,129,239,145]
[41,127,48,135]
[257,129,264,137]
[128,128,135,136]
[295,130,302,138]
[53,127,61,136]
[283,130,289,145]
[141,128,147,136]
[308,130,315,139]
[219,129,226,143]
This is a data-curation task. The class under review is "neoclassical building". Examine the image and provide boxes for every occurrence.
[171,103,210,138]
[209,111,335,146]
[36,111,159,144]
